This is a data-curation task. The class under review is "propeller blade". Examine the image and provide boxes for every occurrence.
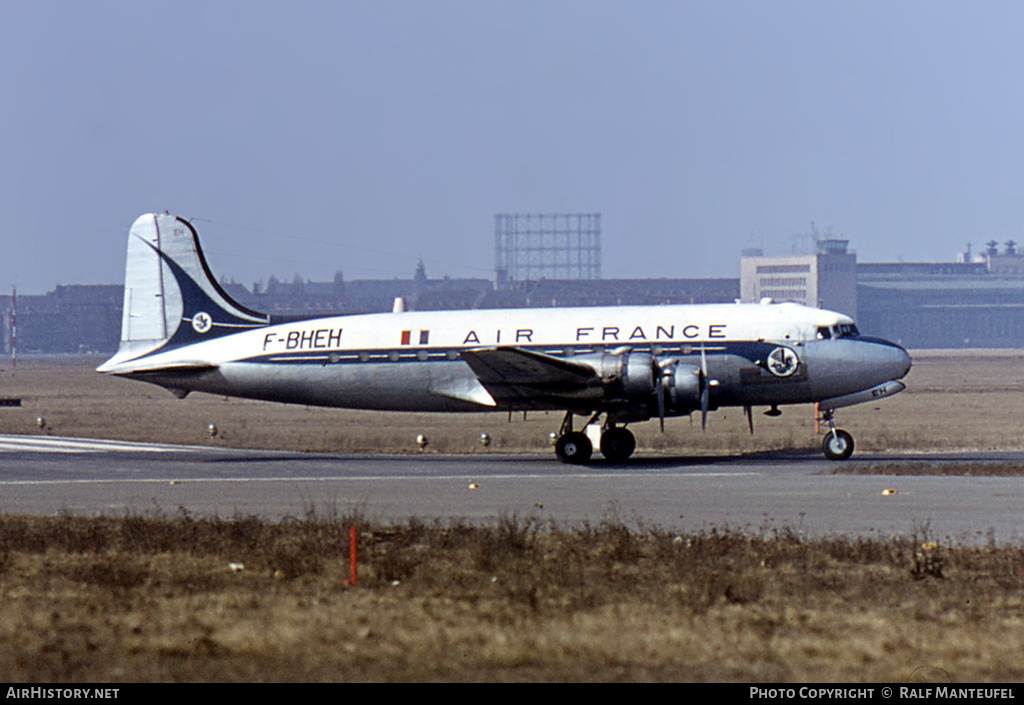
[744,405,754,435]
[657,377,666,432]
[699,369,708,431]
[654,357,677,433]
[699,344,712,430]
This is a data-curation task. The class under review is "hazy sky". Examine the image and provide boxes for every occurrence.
[5,0,1024,294]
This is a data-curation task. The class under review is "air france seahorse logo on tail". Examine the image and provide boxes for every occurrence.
[191,312,213,334]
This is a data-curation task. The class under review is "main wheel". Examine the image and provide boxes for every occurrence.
[822,429,854,461]
[555,431,593,464]
[600,427,636,462]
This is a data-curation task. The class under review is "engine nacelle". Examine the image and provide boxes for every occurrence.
[572,353,710,413]
[576,351,657,399]
[667,363,702,411]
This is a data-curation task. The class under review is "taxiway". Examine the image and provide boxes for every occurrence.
[2,435,1024,544]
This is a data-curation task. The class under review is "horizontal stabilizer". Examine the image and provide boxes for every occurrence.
[97,358,219,376]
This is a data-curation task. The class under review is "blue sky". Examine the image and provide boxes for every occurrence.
[4,0,1024,293]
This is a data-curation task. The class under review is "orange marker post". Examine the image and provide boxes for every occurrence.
[349,525,358,586]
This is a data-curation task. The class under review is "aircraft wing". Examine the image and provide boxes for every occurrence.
[459,346,598,406]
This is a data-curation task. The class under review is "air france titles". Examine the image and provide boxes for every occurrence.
[460,323,728,346]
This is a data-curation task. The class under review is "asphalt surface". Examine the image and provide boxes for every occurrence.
[3,434,1024,544]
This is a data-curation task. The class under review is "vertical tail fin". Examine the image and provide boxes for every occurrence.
[99,213,268,372]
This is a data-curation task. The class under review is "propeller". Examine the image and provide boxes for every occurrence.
[657,378,666,432]
[651,350,717,432]
[699,345,710,431]
[744,405,754,435]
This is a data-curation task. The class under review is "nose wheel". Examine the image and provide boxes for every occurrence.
[822,428,854,460]
[819,409,855,461]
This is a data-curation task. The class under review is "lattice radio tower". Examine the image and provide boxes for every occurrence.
[494,213,601,286]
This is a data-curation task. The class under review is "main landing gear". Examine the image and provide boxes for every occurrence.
[553,411,637,464]
[819,408,855,461]
[552,407,858,464]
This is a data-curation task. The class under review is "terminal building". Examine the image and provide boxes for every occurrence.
[856,259,1024,348]
[740,237,1024,348]
[739,237,858,319]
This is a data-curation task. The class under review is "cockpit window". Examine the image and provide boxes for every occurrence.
[816,326,832,340]
[834,324,859,338]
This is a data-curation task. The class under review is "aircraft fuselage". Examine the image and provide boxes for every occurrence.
[109,303,910,416]
[97,213,912,463]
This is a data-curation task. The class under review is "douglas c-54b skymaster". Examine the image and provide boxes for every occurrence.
[98,213,912,463]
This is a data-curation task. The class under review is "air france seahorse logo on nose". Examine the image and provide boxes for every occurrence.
[767,346,799,377]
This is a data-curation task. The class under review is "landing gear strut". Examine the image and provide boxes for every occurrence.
[553,412,637,464]
[819,409,855,461]
[554,411,592,464]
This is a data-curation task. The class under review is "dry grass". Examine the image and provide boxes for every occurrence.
[3,511,1024,682]
[3,352,1024,682]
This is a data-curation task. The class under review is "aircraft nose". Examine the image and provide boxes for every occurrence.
[893,343,912,380]
[805,336,912,399]
[861,338,912,383]
[864,338,913,385]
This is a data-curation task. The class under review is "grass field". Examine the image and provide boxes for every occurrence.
[2,511,1024,682]
[2,352,1024,682]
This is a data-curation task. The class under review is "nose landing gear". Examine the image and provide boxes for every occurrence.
[819,409,855,461]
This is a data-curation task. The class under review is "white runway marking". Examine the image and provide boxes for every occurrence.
[0,471,761,486]
[0,435,202,454]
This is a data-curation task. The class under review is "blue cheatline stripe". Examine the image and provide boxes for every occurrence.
[235,340,781,366]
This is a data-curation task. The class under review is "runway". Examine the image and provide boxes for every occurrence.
[3,434,1024,544]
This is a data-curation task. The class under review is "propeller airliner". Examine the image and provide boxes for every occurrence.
[98,213,912,463]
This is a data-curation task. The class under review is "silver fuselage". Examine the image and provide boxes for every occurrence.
[102,302,912,417]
